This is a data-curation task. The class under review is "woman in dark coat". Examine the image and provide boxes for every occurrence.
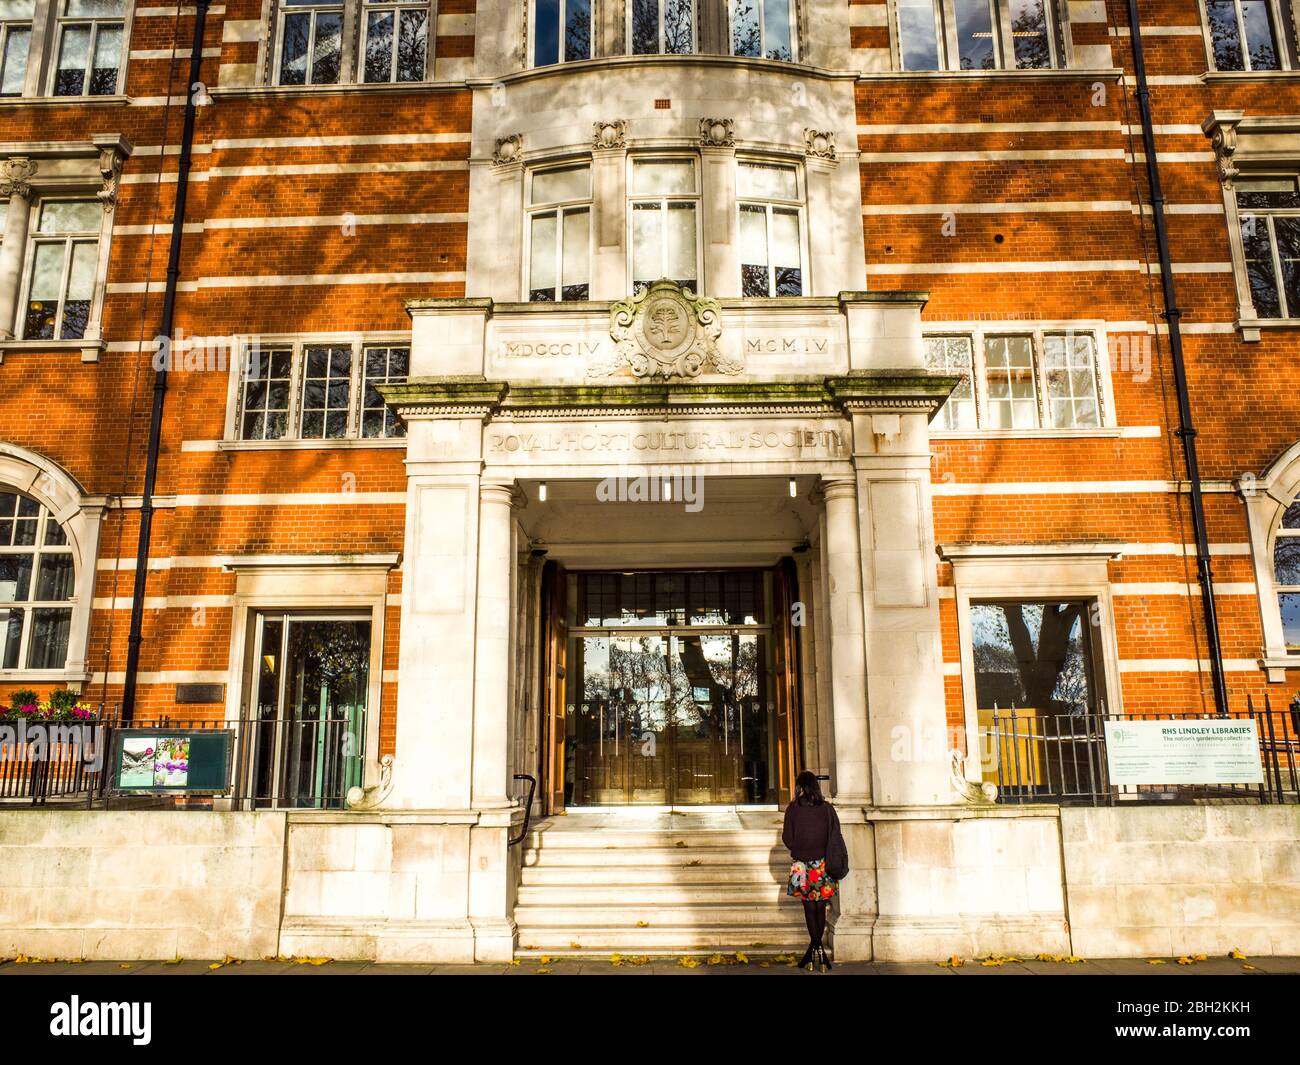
[782,771,839,971]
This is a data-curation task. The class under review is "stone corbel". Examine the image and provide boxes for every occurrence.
[346,753,395,810]
[0,156,35,199]
[97,147,125,209]
[699,118,734,148]
[592,119,627,151]
[1202,110,1244,187]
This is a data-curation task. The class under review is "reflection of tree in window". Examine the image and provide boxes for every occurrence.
[1008,0,1050,69]
[972,601,1095,714]
[1276,499,1300,651]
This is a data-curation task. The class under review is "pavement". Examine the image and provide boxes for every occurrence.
[2,954,1297,975]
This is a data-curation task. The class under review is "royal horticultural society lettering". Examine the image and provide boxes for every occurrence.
[489,428,845,456]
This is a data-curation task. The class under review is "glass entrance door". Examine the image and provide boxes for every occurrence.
[562,569,788,806]
[248,614,370,808]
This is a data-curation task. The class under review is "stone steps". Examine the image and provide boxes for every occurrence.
[515,820,806,954]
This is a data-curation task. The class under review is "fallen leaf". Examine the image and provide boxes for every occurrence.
[635,921,650,928]
[539,955,556,964]
[1243,964,1257,971]
[1229,949,1247,960]
[938,955,964,968]
[1146,959,1166,966]
[118,964,132,970]
[707,953,726,966]
[678,956,701,968]
[569,942,582,950]
[536,967,551,974]
[734,952,748,964]
[674,841,688,849]
[685,860,702,867]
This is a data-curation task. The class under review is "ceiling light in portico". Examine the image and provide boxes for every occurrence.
[538,481,547,502]
[789,478,798,498]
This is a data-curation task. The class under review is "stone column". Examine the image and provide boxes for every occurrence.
[591,127,627,299]
[471,481,517,809]
[821,477,871,805]
[0,158,36,339]
[700,131,737,298]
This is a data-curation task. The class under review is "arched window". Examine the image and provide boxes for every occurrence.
[0,489,75,670]
[1276,496,1300,652]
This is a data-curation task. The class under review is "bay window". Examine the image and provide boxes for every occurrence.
[362,0,428,82]
[22,200,100,342]
[731,0,794,61]
[630,158,699,292]
[528,164,591,301]
[52,0,124,96]
[235,340,410,443]
[896,0,1063,70]
[277,0,343,85]
[925,329,1105,431]
[737,161,803,296]
[1276,498,1300,651]
[533,0,592,65]
[631,0,694,54]
[0,491,75,671]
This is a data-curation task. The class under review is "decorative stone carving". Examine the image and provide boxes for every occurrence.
[950,749,997,805]
[0,157,36,200]
[592,119,627,150]
[1205,118,1240,185]
[698,117,734,148]
[804,129,836,161]
[98,147,124,209]
[492,133,523,166]
[346,754,395,810]
[600,280,741,379]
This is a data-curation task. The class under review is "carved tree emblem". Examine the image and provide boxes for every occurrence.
[598,280,741,379]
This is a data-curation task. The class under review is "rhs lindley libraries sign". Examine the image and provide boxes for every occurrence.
[1103,719,1265,786]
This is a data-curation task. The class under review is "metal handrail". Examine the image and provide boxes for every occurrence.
[509,773,537,846]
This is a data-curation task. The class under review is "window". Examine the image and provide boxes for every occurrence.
[924,336,977,429]
[361,346,409,437]
[0,491,74,671]
[22,200,100,341]
[971,600,1099,714]
[235,341,411,442]
[528,164,591,301]
[630,158,699,292]
[896,0,1063,70]
[737,161,803,296]
[923,328,1105,431]
[631,0,694,53]
[1276,498,1300,651]
[51,0,124,95]
[277,0,343,85]
[1206,0,1284,71]
[362,0,428,82]
[533,0,591,65]
[731,0,794,60]
[1236,177,1300,318]
[0,0,32,96]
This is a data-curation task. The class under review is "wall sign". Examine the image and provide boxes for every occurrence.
[1103,719,1264,786]
[110,729,234,794]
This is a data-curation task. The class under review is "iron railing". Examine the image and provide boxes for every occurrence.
[0,713,368,809]
[983,697,1299,806]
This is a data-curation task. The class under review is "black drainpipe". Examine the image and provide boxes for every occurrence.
[121,0,211,722]
[1125,0,1231,717]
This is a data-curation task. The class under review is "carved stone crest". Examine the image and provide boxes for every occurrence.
[592,119,627,150]
[804,129,836,161]
[492,133,523,166]
[0,157,36,200]
[699,118,734,148]
[600,280,741,379]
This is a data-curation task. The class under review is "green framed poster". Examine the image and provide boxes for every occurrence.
[109,729,234,794]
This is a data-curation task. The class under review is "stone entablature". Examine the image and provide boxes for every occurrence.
[404,286,933,383]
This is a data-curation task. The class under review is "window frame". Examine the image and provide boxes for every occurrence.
[735,157,806,297]
[924,324,1112,434]
[1229,173,1300,320]
[524,161,593,302]
[272,0,346,86]
[0,490,76,672]
[1200,0,1294,72]
[17,196,105,343]
[727,0,798,61]
[0,4,34,97]
[627,154,703,294]
[627,0,697,55]
[529,0,593,67]
[229,336,411,445]
[891,0,1065,71]
[1274,498,1300,653]
[359,0,431,83]
[48,0,128,97]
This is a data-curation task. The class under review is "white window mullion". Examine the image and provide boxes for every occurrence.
[1267,215,1289,316]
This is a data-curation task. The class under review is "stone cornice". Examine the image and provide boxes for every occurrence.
[380,374,960,419]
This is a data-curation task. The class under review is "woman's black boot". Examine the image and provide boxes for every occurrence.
[798,944,815,970]
[819,946,833,972]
